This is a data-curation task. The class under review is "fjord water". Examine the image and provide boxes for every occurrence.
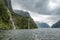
[0,28,60,40]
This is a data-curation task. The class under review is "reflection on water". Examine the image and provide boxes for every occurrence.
[0,28,60,40]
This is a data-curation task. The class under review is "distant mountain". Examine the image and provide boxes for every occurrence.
[36,22,50,28]
[52,20,60,28]
[14,10,30,17]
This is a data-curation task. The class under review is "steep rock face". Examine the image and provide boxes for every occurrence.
[0,0,13,29]
[4,0,13,11]
[52,20,60,28]
[12,11,37,29]
[13,10,37,29]
[36,22,50,28]
[0,0,37,29]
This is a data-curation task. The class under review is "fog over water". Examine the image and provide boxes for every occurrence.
[11,0,60,26]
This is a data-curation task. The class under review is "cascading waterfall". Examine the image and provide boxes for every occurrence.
[7,9,16,30]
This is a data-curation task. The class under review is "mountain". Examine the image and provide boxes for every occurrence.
[52,20,60,28]
[12,11,38,29]
[36,22,50,28]
[0,0,37,29]
[14,10,30,17]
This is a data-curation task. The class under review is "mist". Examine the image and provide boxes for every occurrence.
[11,0,60,26]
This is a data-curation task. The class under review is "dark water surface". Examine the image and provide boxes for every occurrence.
[0,28,60,40]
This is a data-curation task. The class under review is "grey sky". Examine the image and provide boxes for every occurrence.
[11,0,60,26]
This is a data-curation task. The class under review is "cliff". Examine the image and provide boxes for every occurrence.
[0,0,37,29]
[4,0,13,11]
[52,20,60,28]
[0,0,13,29]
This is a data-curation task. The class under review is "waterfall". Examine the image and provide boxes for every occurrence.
[5,0,16,29]
[7,9,16,30]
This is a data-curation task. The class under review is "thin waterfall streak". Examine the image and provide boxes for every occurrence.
[7,9,16,30]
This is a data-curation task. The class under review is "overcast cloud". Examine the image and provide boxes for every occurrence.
[11,0,60,26]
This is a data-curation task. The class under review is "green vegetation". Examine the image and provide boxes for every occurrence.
[0,0,12,30]
[0,0,37,30]
[12,13,37,29]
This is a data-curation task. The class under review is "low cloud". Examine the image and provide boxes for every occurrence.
[11,0,60,26]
